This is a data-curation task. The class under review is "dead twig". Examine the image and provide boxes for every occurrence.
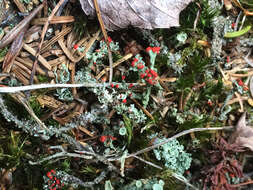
[120,126,233,160]
[131,98,154,120]
[93,0,113,83]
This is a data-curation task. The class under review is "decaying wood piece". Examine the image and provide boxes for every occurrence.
[53,102,82,125]
[37,95,63,109]
[13,64,39,84]
[69,61,77,96]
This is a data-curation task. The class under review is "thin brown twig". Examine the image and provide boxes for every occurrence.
[93,0,114,83]
[131,98,154,120]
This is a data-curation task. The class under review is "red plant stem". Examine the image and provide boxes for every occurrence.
[230,180,253,188]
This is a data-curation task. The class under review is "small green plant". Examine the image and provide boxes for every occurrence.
[0,131,27,169]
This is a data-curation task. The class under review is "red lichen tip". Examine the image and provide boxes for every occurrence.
[47,172,53,179]
[115,84,119,88]
[107,37,113,43]
[243,86,248,91]
[99,136,107,143]
[128,83,133,88]
[152,47,160,54]
[137,64,144,69]
[140,73,146,79]
[207,100,213,106]
[146,47,152,52]
[147,79,153,85]
[226,56,230,63]
[73,44,79,50]
[122,75,126,80]
[109,136,117,141]
[131,58,138,67]
[237,79,244,86]
[122,99,127,103]
[110,84,114,88]
[150,69,158,77]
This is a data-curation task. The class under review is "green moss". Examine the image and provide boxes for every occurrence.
[37,75,49,83]
[0,47,8,60]
[29,96,43,117]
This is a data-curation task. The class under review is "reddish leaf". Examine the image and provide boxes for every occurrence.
[229,112,253,151]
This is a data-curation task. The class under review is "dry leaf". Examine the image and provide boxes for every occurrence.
[79,0,193,31]
[229,112,253,151]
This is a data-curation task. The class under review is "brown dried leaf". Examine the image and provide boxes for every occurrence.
[2,27,27,73]
[0,4,43,49]
[229,112,253,151]
[79,0,193,31]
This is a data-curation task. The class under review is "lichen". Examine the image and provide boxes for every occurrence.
[151,135,192,175]
[54,64,73,101]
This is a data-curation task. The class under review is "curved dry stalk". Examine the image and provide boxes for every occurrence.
[108,126,233,162]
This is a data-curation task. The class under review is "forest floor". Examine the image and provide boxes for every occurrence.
[0,0,253,190]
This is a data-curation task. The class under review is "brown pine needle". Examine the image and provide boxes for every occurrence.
[30,0,66,85]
